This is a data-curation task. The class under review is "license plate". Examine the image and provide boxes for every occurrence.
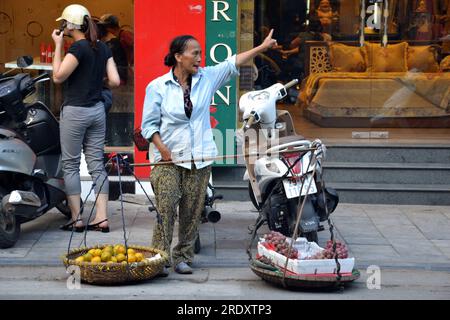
[283,174,317,199]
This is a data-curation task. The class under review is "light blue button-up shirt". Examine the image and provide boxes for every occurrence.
[141,55,239,169]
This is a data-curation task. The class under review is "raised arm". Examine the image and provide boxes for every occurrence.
[106,57,120,88]
[52,30,78,84]
[235,29,278,68]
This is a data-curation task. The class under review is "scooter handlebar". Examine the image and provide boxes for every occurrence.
[284,79,299,90]
[32,73,50,83]
[20,73,50,99]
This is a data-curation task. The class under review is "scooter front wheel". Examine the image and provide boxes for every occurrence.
[0,188,20,248]
[302,231,318,244]
[248,182,261,211]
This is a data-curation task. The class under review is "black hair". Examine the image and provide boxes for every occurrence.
[104,15,120,29]
[164,35,196,67]
[308,19,323,33]
[95,21,107,39]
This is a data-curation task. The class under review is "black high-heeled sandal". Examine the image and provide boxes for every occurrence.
[60,219,84,232]
[86,219,109,233]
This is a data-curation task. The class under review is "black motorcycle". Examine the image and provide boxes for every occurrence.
[0,56,72,248]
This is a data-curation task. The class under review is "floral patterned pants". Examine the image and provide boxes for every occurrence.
[150,164,211,267]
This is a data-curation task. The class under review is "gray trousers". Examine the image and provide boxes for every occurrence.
[60,102,109,196]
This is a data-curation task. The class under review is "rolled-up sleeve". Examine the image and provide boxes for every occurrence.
[204,54,239,93]
[141,81,162,142]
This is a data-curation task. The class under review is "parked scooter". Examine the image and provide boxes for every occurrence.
[0,56,71,248]
[239,79,339,243]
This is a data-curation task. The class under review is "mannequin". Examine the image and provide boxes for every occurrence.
[416,0,428,12]
[408,0,433,39]
[441,0,450,52]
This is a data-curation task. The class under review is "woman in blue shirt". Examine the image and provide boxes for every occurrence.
[141,30,277,274]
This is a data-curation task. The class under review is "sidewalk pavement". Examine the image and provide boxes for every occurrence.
[1,196,450,272]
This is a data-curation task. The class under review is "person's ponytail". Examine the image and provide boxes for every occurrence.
[164,53,176,67]
[83,16,98,49]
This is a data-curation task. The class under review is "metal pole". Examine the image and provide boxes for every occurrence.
[360,0,366,47]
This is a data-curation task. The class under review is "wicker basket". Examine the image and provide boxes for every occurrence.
[62,244,169,285]
[250,260,360,289]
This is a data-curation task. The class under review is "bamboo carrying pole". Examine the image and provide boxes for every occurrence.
[129,148,317,167]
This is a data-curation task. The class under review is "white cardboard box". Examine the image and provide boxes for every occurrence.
[258,242,355,275]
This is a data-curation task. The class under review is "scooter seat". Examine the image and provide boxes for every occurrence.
[0,126,27,143]
[257,134,307,156]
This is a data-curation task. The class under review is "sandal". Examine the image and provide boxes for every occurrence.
[87,219,110,233]
[60,219,84,233]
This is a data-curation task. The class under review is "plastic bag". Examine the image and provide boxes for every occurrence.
[133,127,149,151]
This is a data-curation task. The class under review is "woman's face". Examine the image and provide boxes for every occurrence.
[176,39,202,74]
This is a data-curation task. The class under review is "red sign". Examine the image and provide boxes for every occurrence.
[134,0,206,178]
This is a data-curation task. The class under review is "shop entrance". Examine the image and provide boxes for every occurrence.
[0,0,135,149]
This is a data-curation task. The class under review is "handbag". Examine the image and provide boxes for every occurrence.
[133,127,150,151]
[102,87,113,113]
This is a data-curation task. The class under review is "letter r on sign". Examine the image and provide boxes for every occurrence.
[212,1,232,21]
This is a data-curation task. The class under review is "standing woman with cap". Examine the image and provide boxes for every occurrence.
[52,4,120,232]
[141,30,277,274]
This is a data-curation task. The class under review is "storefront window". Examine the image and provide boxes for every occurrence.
[254,0,450,141]
[0,0,134,147]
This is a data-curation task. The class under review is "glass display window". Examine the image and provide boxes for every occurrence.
[253,0,450,142]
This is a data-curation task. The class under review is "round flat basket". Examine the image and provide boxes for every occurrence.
[62,245,169,285]
[250,261,360,289]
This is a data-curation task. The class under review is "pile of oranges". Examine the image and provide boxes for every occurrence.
[74,244,145,264]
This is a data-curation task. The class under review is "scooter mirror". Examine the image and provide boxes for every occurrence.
[17,56,33,68]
